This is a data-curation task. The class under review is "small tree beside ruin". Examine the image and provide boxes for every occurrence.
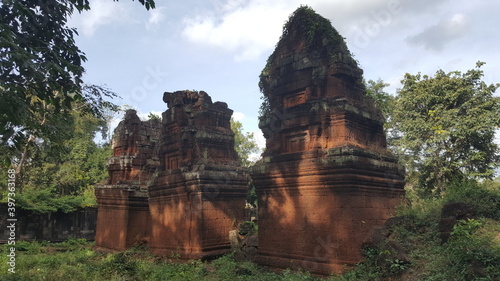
[391,62,500,195]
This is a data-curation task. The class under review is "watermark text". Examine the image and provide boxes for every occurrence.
[6,169,16,274]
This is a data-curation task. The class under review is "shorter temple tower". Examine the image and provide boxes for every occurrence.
[148,90,248,259]
[251,7,405,275]
[94,110,160,251]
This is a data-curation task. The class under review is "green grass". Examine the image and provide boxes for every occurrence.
[1,221,498,280]
[0,240,322,281]
[4,221,496,281]
[1,180,498,280]
[386,180,500,281]
[332,179,500,281]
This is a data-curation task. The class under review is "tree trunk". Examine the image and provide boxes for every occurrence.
[15,135,35,192]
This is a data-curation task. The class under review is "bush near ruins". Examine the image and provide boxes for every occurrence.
[381,62,500,195]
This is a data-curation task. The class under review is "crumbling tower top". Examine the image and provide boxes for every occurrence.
[251,7,405,275]
[259,6,363,97]
[258,6,386,155]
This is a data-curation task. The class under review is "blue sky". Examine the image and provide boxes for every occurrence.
[68,0,500,152]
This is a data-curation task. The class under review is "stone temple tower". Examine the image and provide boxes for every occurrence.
[251,7,405,275]
[95,110,161,251]
[95,94,248,258]
[148,90,248,259]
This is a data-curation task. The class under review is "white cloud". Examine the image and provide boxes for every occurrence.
[248,129,265,162]
[253,129,265,150]
[180,0,425,61]
[145,7,166,30]
[69,0,133,37]
[138,111,164,121]
[182,0,297,61]
[232,111,245,121]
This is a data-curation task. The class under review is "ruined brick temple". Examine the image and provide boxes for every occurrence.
[250,7,405,274]
[95,91,248,259]
[148,91,248,259]
[94,110,160,251]
[94,6,405,276]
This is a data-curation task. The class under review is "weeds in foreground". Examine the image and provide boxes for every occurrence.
[0,240,322,281]
[388,180,500,281]
[1,181,498,280]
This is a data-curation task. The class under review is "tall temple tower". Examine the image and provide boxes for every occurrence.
[251,7,405,275]
[148,90,248,259]
[95,92,249,259]
[95,110,160,251]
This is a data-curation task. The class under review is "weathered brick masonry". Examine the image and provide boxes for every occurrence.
[94,110,160,251]
[94,7,405,275]
[148,91,248,259]
[95,93,248,258]
[250,7,405,275]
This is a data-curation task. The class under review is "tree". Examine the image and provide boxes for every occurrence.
[0,109,108,209]
[17,107,110,190]
[364,79,402,150]
[0,0,154,168]
[230,118,259,167]
[365,78,394,118]
[1,107,112,212]
[391,62,500,194]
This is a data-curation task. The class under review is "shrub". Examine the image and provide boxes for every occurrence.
[445,179,500,219]
[54,238,90,251]
[14,189,95,213]
[10,240,43,254]
[444,219,500,280]
[104,252,139,277]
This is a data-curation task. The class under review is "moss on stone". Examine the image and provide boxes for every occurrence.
[260,6,355,84]
[258,6,360,123]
